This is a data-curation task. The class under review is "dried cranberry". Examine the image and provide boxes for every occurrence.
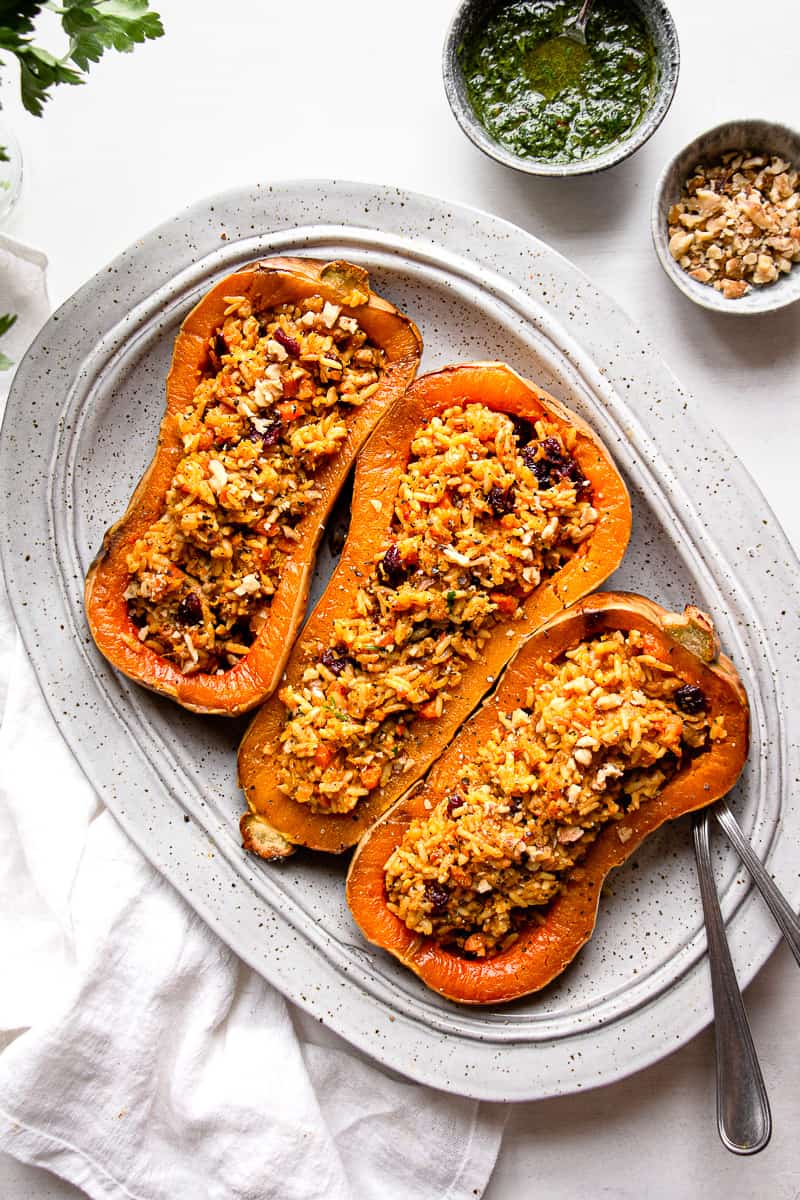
[509,415,534,445]
[445,794,463,817]
[214,333,228,358]
[487,485,515,517]
[674,684,707,715]
[177,593,203,626]
[248,419,282,447]
[522,438,590,496]
[127,602,147,628]
[559,457,592,496]
[320,648,351,676]
[379,543,407,586]
[273,327,300,357]
[425,882,449,913]
[523,451,554,490]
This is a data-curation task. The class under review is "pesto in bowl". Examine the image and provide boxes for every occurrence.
[443,0,679,176]
[459,0,656,165]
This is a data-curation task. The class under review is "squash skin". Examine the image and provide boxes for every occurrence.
[345,591,750,1005]
[84,257,422,716]
[238,361,632,857]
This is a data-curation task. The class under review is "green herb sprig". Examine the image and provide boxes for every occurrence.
[0,313,17,370]
[0,3,164,368]
[324,699,350,723]
[0,2,164,119]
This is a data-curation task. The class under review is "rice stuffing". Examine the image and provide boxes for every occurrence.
[277,402,598,813]
[124,294,385,673]
[383,628,727,957]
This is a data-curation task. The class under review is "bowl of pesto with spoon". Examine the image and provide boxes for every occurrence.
[443,0,680,176]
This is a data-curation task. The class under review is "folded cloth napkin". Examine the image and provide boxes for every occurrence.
[0,242,506,1200]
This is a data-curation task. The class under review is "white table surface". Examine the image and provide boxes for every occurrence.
[1,1,799,1196]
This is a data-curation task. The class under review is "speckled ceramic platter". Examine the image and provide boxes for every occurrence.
[2,181,798,1102]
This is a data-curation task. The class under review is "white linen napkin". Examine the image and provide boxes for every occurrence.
[0,242,506,1200]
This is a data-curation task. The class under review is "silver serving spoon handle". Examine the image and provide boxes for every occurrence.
[562,0,594,45]
[713,798,800,967]
[693,810,772,1155]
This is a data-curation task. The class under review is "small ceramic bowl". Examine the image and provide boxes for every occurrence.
[652,118,800,314]
[442,0,680,178]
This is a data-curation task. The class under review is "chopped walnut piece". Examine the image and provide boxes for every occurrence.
[669,231,694,260]
[771,174,793,201]
[666,150,800,298]
[753,254,778,284]
[721,279,748,300]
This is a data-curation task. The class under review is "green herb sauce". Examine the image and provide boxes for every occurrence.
[459,1,657,163]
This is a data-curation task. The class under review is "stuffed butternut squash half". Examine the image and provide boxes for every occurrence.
[85,257,422,715]
[238,361,632,859]
[345,593,749,1005]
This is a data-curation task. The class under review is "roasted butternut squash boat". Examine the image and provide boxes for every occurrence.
[238,361,632,858]
[346,593,749,1005]
[85,258,422,715]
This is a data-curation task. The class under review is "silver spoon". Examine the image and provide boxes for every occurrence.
[693,809,772,1155]
[713,798,800,967]
[562,0,594,45]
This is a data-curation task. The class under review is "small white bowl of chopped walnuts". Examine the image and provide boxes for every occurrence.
[652,118,800,313]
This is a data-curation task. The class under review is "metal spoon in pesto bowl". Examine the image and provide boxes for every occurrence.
[562,0,595,44]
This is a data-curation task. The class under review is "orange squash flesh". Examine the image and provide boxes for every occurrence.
[84,257,422,716]
[238,361,632,857]
[345,592,750,1005]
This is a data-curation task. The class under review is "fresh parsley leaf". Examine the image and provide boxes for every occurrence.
[0,146,9,162]
[0,312,17,370]
[16,44,83,116]
[0,3,43,45]
[0,2,163,116]
[446,589,456,612]
[62,1,165,72]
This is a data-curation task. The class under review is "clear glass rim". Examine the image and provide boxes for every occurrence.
[0,119,24,223]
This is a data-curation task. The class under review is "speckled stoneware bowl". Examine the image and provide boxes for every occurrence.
[652,118,800,314]
[442,0,680,177]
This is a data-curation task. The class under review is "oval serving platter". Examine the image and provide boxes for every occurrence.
[1,181,798,1102]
